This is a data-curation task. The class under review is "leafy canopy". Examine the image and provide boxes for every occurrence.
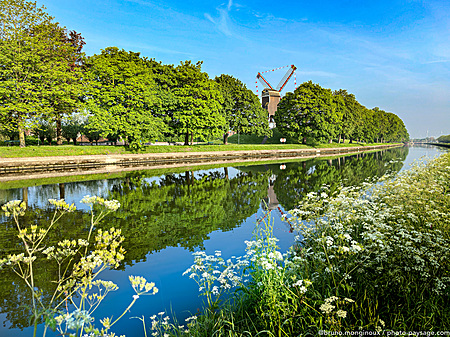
[215,74,270,144]
[85,47,166,150]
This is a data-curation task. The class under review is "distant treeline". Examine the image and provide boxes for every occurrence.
[0,0,409,149]
[275,82,409,144]
[438,135,450,143]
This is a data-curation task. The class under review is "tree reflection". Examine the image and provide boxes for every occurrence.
[101,169,271,264]
[271,147,408,210]
[0,208,91,330]
[0,147,409,331]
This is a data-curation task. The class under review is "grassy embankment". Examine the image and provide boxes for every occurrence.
[146,152,450,336]
[0,130,399,158]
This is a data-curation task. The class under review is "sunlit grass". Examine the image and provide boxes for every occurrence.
[0,142,399,158]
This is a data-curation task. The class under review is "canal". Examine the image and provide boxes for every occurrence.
[0,145,446,336]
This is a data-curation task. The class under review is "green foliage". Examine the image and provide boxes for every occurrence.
[82,117,101,144]
[85,47,166,150]
[333,89,363,143]
[171,61,226,145]
[276,82,408,145]
[370,108,409,143]
[275,81,341,144]
[215,74,270,144]
[33,120,55,144]
[62,113,85,145]
[438,134,450,143]
[46,27,86,145]
[0,0,85,147]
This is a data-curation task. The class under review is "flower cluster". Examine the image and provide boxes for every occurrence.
[129,275,158,296]
[81,195,120,211]
[48,198,76,212]
[55,309,93,331]
[1,200,26,217]
[17,224,46,243]
[43,239,89,262]
[183,250,248,303]
[145,312,190,336]
[93,228,126,268]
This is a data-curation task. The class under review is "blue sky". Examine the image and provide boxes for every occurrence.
[38,0,449,138]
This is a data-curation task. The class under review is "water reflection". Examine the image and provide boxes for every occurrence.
[102,168,271,263]
[0,147,411,334]
[239,147,408,210]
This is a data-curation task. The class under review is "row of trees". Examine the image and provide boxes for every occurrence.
[1,0,408,149]
[83,49,270,149]
[275,82,409,144]
[0,1,270,149]
[437,135,450,143]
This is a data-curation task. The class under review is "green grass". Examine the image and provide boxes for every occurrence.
[227,128,286,144]
[0,142,398,158]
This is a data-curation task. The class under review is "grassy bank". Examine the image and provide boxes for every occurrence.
[147,151,450,336]
[0,142,398,158]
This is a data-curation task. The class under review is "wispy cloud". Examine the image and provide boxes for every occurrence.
[422,59,450,64]
[204,0,235,37]
[298,70,339,78]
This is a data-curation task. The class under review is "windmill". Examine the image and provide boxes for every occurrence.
[256,65,297,124]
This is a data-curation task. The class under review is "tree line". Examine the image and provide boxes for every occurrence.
[0,0,409,149]
[275,82,409,144]
[437,135,450,143]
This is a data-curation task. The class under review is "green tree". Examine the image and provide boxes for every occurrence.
[274,81,340,144]
[437,135,450,143]
[61,113,85,145]
[46,28,86,145]
[333,89,360,143]
[0,0,84,147]
[85,47,166,150]
[33,120,55,144]
[215,74,270,144]
[372,107,389,143]
[172,61,226,145]
[384,112,409,143]
[82,118,101,145]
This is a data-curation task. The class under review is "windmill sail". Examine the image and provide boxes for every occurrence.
[276,65,297,92]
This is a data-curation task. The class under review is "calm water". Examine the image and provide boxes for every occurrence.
[0,145,446,336]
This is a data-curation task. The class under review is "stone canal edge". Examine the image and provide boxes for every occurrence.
[0,144,402,182]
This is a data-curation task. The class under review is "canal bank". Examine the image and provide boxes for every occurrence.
[0,146,445,337]
[0,143,401,181]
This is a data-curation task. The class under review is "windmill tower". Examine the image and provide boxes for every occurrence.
[256,65,297,125]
